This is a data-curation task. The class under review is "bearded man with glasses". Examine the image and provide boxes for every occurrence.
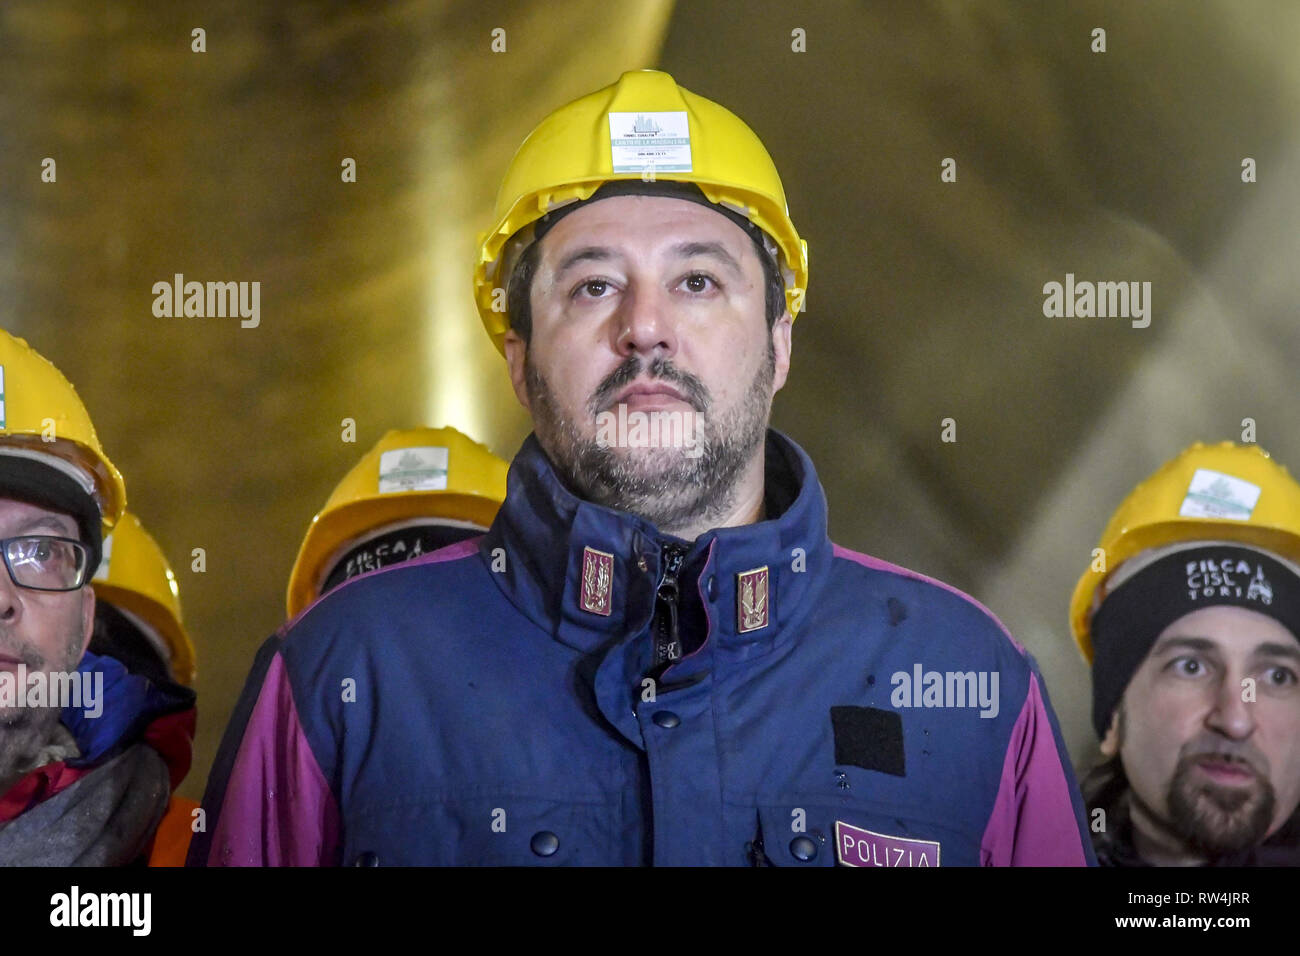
[0,329,196,866]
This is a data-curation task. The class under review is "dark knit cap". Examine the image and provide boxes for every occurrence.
[1091,544,1300,738]
[0,454,103,574]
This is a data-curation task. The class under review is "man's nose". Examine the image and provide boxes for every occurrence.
[615,283,678,358]
[0,577,21,623]
[1206,672,1258,740]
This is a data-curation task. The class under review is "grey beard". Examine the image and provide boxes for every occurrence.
[0,618,86,782]
[0,705,65,794]
[526,347,775,536]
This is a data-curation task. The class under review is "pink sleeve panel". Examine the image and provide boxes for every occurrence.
[980,672,1090,866]
[205,653,341,866]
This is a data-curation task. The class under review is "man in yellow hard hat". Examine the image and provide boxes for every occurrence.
[90,511,200,866]
[200,71,1091,866]
[283,427,508,620]
[1073,442,1300,866]
[92,513,196,688]
[187,426,505,867]
[0,330,196,866]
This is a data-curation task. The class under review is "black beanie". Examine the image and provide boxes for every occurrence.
[1090,544,1300,739]
[0,454,103,574]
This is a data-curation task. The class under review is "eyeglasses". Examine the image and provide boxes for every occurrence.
[0,536,90,592]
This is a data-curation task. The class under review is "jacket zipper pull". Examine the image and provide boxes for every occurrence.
[653,544,687,667]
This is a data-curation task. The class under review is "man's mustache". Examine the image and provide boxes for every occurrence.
[1179,736,1269,779]
[0,630,46,670]
[588,355,710,415]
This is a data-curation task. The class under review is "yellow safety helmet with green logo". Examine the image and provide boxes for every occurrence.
[0,330,126,545]
[474,69,809,356]
[93,512,196,687]
[286,426,509,618]
[1070,442,1300,663]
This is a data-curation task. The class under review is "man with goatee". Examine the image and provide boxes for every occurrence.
[1074,442,1300,865]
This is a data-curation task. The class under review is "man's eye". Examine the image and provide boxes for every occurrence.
[32,539,67,566]
[1265,666,1297,687]
[16,540,51,563]
[682,273,716,293]
[575,279,610,298]
[1170,657,1205,676]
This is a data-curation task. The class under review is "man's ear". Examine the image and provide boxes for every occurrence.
[1099,706,1122,758]
[77,584,96,661]
[771,312,793,394]
[503,329,531,411]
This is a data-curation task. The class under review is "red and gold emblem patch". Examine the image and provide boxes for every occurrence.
[737,566,769,633]
[579,546,614,616]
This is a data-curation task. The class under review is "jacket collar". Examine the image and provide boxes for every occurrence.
[63,651,195,778]
[481,429,832,658]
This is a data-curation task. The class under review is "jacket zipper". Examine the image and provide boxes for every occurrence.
[652,543,687,669]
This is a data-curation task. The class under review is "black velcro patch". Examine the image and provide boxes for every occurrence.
[830,706,905,777]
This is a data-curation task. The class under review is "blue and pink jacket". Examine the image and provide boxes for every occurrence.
[191,431,1094,866]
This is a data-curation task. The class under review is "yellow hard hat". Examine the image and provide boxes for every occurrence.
[286,426,509,618]
[1070,442,1300,663]
[474,69,809,356]
[93,512,196,687]
[0,329,126,535]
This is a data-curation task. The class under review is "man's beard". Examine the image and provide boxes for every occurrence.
[1161,753,1276,859]
[0,621,83,731]
[1117,704,1277,861]
[525,341,775,535]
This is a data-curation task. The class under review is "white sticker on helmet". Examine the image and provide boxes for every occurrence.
[608,111,691,173]
[378,446,449,494]
[1179,469,1262,521]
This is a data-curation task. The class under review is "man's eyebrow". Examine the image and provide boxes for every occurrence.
[553,246,617,277]
[1151,635,1300,664]
[1253,642,1300,664]
[11,515,76,537]
[671,241,744,278]
[1151,636,1218,656]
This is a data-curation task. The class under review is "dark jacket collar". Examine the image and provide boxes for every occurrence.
[63,651,195,781]
[481,429,832,658]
